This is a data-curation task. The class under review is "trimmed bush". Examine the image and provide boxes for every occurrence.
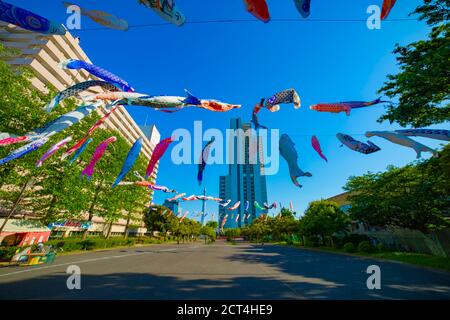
[357,241,373,253]
[338,234,371,247]
[343,242,355,253]
[376,243,386,252]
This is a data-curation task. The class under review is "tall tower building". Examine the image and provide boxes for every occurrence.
[219,118,268,229]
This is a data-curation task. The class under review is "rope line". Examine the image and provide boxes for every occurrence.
[72,17,419,32]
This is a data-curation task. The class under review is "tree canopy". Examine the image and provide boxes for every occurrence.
[377,0,449,127]
[0,44,150,236]
[344,145,450,233]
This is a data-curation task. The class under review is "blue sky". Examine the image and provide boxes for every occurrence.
[9,0,449,221]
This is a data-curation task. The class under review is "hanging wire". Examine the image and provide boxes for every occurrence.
[72,17,419,32]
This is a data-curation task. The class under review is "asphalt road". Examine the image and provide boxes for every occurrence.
[0,242,449,300]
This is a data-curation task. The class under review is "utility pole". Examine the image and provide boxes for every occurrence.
[200,187,206,226]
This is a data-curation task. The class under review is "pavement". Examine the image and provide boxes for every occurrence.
[0,242,449,300]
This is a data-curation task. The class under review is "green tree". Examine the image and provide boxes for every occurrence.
[378,0,449,127]
[344,145,450,233]
[299,200,350,247]
[205,220,219,229]
[200,225,216,243]
[0,44,150,238]
[246,217,271,244]
[224,228,241,242]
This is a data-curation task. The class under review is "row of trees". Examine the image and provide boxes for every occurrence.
[235,204,350,247]
[237,145,449,246]
[0,44,150,239]
[143,205,217,244]
[345,144,450,233]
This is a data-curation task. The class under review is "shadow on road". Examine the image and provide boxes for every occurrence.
[0,244,449,300]
[223,244,450,300]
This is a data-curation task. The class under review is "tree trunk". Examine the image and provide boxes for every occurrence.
[106,221,113,239]
[82,181,103,241]
[0,177,33,234]
[124,212,131,239]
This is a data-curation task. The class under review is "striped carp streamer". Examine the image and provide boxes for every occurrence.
[227,201,241,211]
[265,88,301,112]
[243,0,270,23]
[220,215,228,229]
[381,0,397,20]
[309,98,386,116]
[198,137,215,185]
[311,135,328,162]
[365,131,437,159]
[395,129,450,142]
[112,138,143,187]
[62,106,118,160]
[63,2,129,31]
[183,195,200,201]
[219,199,232,207]
[0,1,66,35]
[81,136,117,180]
[0,104,100,146]
[36,136,72,167]
[167,193,186,201]
[68,138,93,165]
[139,0,186,26]
[254,201,265,211]
[294,0,311,18]
[60,59,135,92]
[119,181,176,193]
[279,134,312,188]
[263,202,277,210]
[179,211,189,223]
[44,80,119,113]
[0,137,49,166]
[336,133,381,155]
[145,137,174,179]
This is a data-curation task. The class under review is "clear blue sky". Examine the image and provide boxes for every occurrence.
[10,0,449,222]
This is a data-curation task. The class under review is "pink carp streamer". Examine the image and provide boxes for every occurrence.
[221,215,228,229]
[36,136,72,167]
[81,136,117,180]
[311,135,328,162]
[179,211,189,222]
[145,137,174,179]
[235,214,240,223]
[183,195,200,201]
[227,201,241,211]
[63,106,118,160]
[0,136,28,146]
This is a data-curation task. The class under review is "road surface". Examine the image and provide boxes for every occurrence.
[0,243,449,299]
